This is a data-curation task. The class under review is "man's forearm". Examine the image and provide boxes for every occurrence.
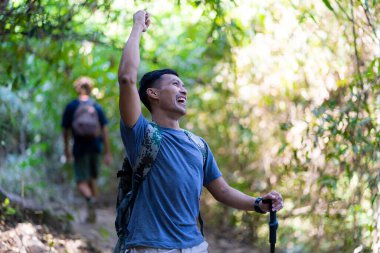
[207,177,283,212]
[216,185,255,211]
[118,11,150,126]
[118,24,144,85]
[207,177,255,211]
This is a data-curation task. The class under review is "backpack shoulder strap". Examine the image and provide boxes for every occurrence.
[73,99,96,114]
[183,130,207,164]
[115,122,162,239]
[133,122,162,179]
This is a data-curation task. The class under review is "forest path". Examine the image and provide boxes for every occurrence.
[71,205,261,253]
[71,206,116,252]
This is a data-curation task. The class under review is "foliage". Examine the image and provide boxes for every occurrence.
[1,198,17,218]
[1,0,380,252]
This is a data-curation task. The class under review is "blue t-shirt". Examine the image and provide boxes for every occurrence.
[120,114,222,249]
[61,99,108,157]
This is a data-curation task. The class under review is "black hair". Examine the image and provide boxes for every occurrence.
[138,68,179,112]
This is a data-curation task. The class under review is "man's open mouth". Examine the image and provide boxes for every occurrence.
[177,96,187,105]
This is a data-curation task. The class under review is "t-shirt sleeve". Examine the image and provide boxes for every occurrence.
[61,104,72,129]
[120,114,148,167]
[96,105,108,126]
[202,141,222,186]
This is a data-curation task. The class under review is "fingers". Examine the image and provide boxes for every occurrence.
[145,12,151,28]
[134,10,145,20]
[134,10,150,22]
[133,10,148,27]
[262,191,283,212]
[133,10,151,32]
[273,198,283,211]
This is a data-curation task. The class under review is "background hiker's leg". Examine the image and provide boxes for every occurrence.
[77,180,96,222]
[89,153,99,197]
[77,181,92,199]
[89,178,97,197]
[74,154,92,197]
[77,181,96,223]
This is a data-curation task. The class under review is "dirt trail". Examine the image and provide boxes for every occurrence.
[71,206,117,252]
[71,206,261,253]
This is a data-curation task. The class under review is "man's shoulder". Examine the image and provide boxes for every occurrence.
[120,113,149,134]
[65,99,80,109]
[62,99,79,115]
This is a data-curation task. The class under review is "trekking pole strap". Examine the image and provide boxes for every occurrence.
[198,212,204,236]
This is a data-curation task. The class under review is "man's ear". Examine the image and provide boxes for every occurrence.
[147,88,159,100]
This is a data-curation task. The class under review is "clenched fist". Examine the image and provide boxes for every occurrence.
[133,10,151,32]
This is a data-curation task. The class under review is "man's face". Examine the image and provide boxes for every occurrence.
[153,74,188,116]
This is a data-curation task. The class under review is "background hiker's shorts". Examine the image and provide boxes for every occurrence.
[74,153,99,183]
[125,241,208,253]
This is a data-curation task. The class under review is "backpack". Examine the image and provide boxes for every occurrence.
[114,122,207,253]
[72,100,101,138]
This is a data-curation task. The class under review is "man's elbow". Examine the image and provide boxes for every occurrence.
[212,185,231,203]
[118,74,137,86]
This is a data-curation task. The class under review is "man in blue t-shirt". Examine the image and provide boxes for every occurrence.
[62,76,112,223]
[117,11,284,252]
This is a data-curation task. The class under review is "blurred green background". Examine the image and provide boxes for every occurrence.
[1,0,380,252]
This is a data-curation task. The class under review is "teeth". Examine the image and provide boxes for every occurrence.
[177,97,186,103]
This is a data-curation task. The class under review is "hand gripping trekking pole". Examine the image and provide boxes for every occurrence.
[262,199,278,253]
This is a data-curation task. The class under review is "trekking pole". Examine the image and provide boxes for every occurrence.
[262,199,278,253]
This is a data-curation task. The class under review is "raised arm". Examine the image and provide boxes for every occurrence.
[118,10,151,127]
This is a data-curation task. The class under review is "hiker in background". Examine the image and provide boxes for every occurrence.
[115,10,283,253]
[62,76,112,223]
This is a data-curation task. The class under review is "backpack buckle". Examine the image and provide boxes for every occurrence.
[133,173,143,184]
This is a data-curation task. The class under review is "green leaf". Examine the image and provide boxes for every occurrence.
[371,192,378,205]
[98,227,110,238]
[280,122,293,131]
[64,213,75,222]
[322,0,335,12]
[278,143,288,155]
[5,206,16,216]
[2,198,10,208]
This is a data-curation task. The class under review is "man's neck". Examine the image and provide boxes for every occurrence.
[151,112,181,130]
